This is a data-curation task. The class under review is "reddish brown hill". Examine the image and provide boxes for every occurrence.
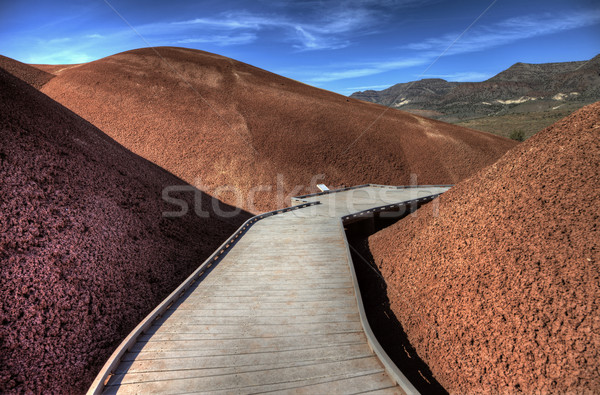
[369,102,600,393]
[38,47,516,213]
[0,55,54,89]
[31,63,77,74]
[0,68,250,393]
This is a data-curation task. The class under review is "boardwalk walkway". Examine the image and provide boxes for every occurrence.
[89,185,450,394]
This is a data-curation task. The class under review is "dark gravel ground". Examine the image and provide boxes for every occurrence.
[0,67,250,393]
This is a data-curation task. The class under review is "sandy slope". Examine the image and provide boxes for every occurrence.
[37,47,516,213]
[0,67,250,393]
[369,102,600,393]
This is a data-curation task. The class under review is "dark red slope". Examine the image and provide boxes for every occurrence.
[0,55,54,89]
[369,102,600,393]
[39,47,516,213]
[0,68,250,393]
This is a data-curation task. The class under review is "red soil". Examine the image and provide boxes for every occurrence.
[31,64,77,75]
[0,55,54,89]
[370,102,600,393]
[38,47,516,213]
[0,68,250,393]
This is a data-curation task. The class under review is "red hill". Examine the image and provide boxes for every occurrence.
[0,55,54,89]
[0,67,249,393]
[38,47,516,213]
[369,102,600,393]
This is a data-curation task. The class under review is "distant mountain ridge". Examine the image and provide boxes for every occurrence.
[488,58,593,83]
[350,55,600,136]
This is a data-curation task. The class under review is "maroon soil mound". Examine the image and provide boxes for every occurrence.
[0,68,250,393]
[30,64,76,74]
[38,47,516,213]
[369,102,600,393]
[0,55,54,89]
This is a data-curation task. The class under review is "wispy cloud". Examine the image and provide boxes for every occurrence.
[26,48,93,64]
[289,57,428,84]
[404,10,600,56]
[290,9,600,85]
[47,37,71,44]
[12,0,438,64]
[173,15,265,29]
[176,33,257,46]
[22,4,378,62]
[164,8,374,51]
[420,71,492,81]
[346,84,393,91]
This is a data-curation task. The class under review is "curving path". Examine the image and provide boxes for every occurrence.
[88,185,451,395]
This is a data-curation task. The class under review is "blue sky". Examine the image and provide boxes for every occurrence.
[1,0,599,94]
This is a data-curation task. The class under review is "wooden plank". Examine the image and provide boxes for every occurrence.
[183,287,354,298]
[115,343,373,374]
[130,332,367,353]
[360,387,406,394]
[183,283,354,291]
[146,312,360,329]
[121,341,369,362]
[138,321,364,341]
[180,294,356,305]
[198,273,351,283]
[104,357,386,394]
[259,372,401,394]
[161,305,359,318]
[174,298,357,310]
[201,372,395,394]
[109,358,381,386]
[198,279,354,287]
[222,268,350,275]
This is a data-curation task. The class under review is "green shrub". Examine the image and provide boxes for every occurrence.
[509,130,525,141]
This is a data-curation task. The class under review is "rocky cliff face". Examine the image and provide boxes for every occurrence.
[351,55,600,123]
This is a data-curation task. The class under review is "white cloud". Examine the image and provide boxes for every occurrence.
[420,71,492,81]
[26,49,93,64]
[404,10,600,56]
[301,57,428,83]
[161,7,375,51]
[85,34,104,39]
[172,15,265,30]
[47,37,71,44]
[303,9,600,86]
[292,25,349,50]
[176,33,257,46]
[346,84,393,91]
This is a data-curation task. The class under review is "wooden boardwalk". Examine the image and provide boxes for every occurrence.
[89,185,450,395]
